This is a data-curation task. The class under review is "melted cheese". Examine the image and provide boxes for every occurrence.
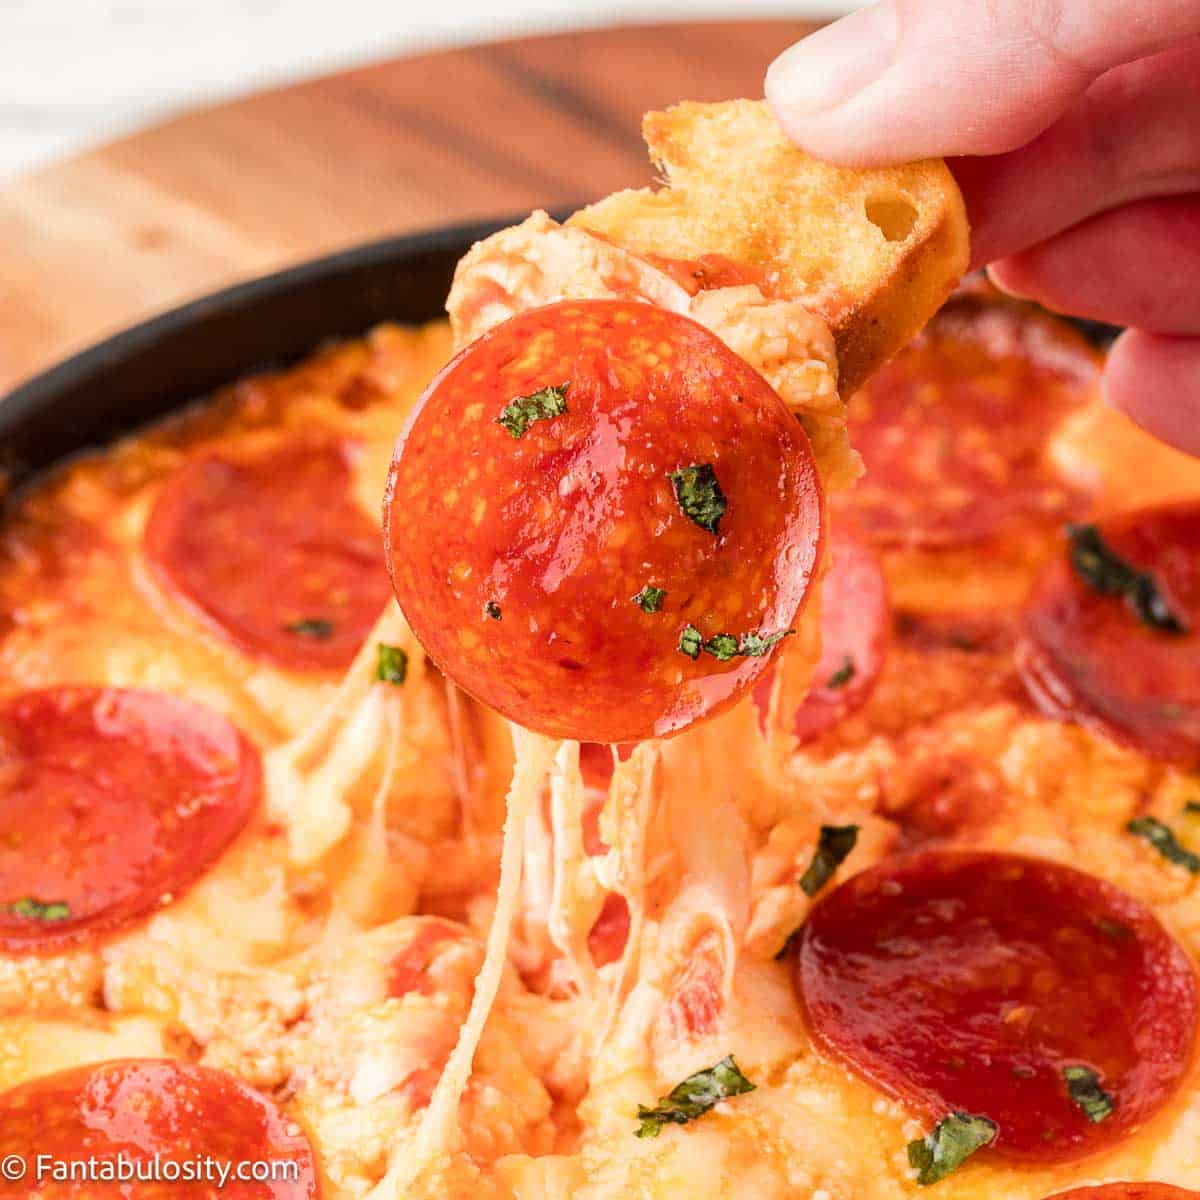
[449,214,852,490]
[5,288,1200,1200]
[371,729,558,1198]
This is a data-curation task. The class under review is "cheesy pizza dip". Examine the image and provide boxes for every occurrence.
[2,101,1200,1200]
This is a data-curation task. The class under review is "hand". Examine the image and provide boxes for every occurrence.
[765,1,1200,456]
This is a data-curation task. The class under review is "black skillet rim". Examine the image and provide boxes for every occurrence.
[0,215,521,500]
[0,216,1120,503]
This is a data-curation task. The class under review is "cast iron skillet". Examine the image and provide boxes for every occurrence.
[0,217,1121,502]
[0,216,512,499]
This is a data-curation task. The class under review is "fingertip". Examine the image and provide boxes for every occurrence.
[1105,329,1200,458]
[767,0,1095,167]
[764,4,903,166]
[765,6,898,115]
[985,259,1037,301]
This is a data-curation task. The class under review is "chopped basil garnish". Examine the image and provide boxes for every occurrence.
[679,625,703,660]
[485,601,502,620]
[1127,815,1200,873]
[1068,523,1188,634]
[1063,1065,1114,1124]
[284,618,334,640]
[496,382,569,439]
[677,624,793,663]
[669,463,727,534]
[7,897,70,922]
[799,824,860,898]
[376,643,408,685]
[826,656,856,689]
[634,1056,755,1139]
[907,1112,997,1186]
[705,633,741,662]
[633,585,665,614]
[737,629,792,657]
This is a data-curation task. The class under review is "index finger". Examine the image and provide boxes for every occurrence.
[765,0,1200,166]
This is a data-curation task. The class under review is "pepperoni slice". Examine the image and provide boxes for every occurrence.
[385,299,823,743]
[794,850,1196,1162]
[145,437,390,670]
[1019,504,1200,766]
[1046,1188,1200,1200]
[588,893,630,967]
[387,919,466,998]
[754,520,889,742]
[0,687,259,953]
[0,1059,316,1199]
[845,295,1099,546]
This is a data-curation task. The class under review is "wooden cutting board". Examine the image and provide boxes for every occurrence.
[0,19,816,394]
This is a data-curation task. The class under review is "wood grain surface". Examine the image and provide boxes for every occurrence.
[0,19,817,394]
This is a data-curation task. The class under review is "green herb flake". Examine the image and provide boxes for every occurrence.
[632,585,666,614]
[826,656,856,689]
[1063,1065,1114,1124]
[1127,815,1200,873]
[1067,523,1188,634]
[798,824,860,898]
[679,624,703,660]
[907,1113,997,1186]
[496,383,569,439]
[677,625,794,663]
[704,633,740,662]
[634,1056,755,1139]
[376,643,408,686]
[285,618,334,640]
[7,897,71,923]
[669,463,727,534]
[485,601,502,620]
[737,629,793,657]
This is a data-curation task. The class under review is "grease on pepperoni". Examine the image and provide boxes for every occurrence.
[845,296,1099,546]
[385,299,823,744]
[145,437,390,670]
[0,1059,316,1200]
[794,850,1196,1162]
[1019,504,1200,766]
[754,520,889,742]
[0,687,259,953]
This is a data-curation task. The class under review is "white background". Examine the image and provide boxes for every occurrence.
[0,0,865,183]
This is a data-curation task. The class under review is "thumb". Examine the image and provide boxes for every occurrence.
[765,0,1200,166]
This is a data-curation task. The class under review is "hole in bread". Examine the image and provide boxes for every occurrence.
[865,193,918,242]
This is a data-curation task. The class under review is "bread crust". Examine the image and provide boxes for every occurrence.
[569,99,970,396]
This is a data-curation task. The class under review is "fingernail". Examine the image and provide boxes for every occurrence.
[766,2,899,118]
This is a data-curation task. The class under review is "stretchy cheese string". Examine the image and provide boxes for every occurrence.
[320,688,427,937]
[371,725,557,1198]
[547,740,605,999]
[597,743,659,1043]
[657,728,752,1033]
[266,603,412,867]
